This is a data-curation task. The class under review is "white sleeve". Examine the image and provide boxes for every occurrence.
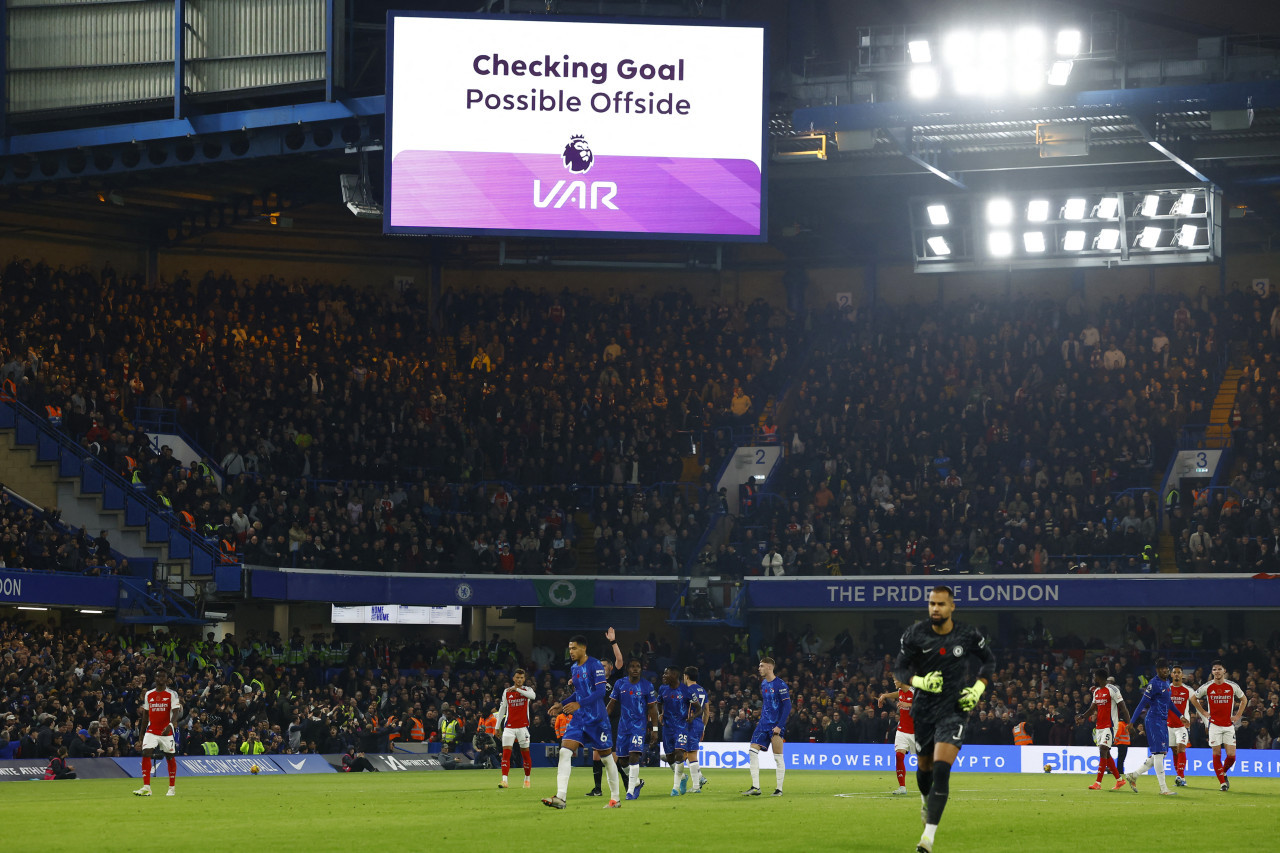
[1107,685,1123,705]
[1193,683,1208,699]
[1230,681,1245,699]
[495,694,508,729]
[169,688,182,710]
[517,685,536,699]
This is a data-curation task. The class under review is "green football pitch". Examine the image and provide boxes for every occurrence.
[7,769,1275,852]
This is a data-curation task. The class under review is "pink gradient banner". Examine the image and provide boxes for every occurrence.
[389,150,761,235]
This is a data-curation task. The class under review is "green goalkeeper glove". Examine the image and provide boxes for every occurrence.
[958,679,987,711]
[910,672,943,694]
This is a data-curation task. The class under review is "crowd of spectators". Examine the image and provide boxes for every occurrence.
[4,618,1278,766]
[723,287,1268,576]
[1171,337,1280,572]
[0,488,130,576]
[0,257,799,574]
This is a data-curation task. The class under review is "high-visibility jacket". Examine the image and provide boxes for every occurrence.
[45,404,62,424]
[1012,722,1032,745]
[440,718,460,744]
[409,717,426,741]
[201,741,219,755]
[478,714,497,735]
[554,713,572,740]
[1114,721,1131,746]
[239,740,266,755]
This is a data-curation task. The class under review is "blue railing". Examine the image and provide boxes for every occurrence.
[0,399,220,576]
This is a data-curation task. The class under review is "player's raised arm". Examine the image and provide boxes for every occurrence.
[605,627,623,670]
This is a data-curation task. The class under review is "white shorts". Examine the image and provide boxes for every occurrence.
[894,729,918,754]
[501,727,531,749]
[141,732,176,754]
[1167,726,1189,748]
[1093,726,1114,748]
[1208,723,1236,747]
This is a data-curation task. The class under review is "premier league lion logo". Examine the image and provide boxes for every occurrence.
[562,135,593,173]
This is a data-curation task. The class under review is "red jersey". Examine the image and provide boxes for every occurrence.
[144,688,181,735]
[1167,684,1190,728]
[1092,684,1123,729]
[1195,680,1244,727]
[896,688,915,735]
[498,685,535,729]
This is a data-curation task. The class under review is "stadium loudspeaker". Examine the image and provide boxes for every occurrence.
[229,134,250,156]
[285,127,306,150]
[93,151,114,171]
[147,147,168,166]
[175,141,195,162]
[39,157,59,177]
[121,148,141,168]
[313,126,334,147]
[202,141,223,160]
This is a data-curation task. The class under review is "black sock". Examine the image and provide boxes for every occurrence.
[916,767,933,798]
[926,761,952,825]
[593,759,603,789]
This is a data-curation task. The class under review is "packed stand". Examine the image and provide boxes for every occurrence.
[0,488,132,576]
[732,288,1251,576]
[0,258,800,574]
[1176,323,1280,572]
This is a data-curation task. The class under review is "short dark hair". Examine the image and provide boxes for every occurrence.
[1170,663,1182,671]
[1154,657,1168,669]
[1093,668,1108,681]
[759,656,775,666]
[569,634,588,647]
[1211,659,1224,668]
[684,666,699,681]
[930,585,954,599]
[513,668,526,677]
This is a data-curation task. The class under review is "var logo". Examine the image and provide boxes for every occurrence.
[533,180,618,210]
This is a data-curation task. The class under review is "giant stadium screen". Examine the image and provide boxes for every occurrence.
[385,12,767,241]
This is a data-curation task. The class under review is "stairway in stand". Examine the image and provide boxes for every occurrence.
[1159,366,1244,572]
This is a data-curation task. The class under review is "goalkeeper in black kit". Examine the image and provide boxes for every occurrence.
[894,586,996,853]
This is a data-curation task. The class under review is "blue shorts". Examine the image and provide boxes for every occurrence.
[662,726,689,756]
[687,720,705,753]
[616,723,646,755]
[1145,718,1169,755]
[564,716,614,752]
[751,722,782,749]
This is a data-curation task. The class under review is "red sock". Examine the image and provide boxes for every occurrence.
[142,756,152,785]
[1108,755,1121,779]
[1223,754,1235,772]
[167,756,177,787]
[1212,755,1224,783]
[896,751,906,787]
[501,748,511,776]
[521,749,532,778]
[1174,752,1186,778]
[1095,757,1106,783]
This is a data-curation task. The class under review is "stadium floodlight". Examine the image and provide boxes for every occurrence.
[926,204,950,225]
[988,231,1014,257]
[1027,199,1050,222]
[1024,231,1047,252]
[1096,228,1121,250]
[927,236,952,255]
[1063,230,1087,251]
[1139,194,1161,217]
[1063,197,1087,220]
[953,66,982,96]
[1095,196,1119,219]
[1012,63,1045,95]
[986,197,1015,226]
[1176,224,1199,248]
[1013,27,1046,58]
[1056,29,1082,57]
[1138,226,1163,249]
[909,66,941,99]
[1171,192,1197,216]
[908,40,932,63]
[942,31,975,67]
[1047,60,1073,86]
